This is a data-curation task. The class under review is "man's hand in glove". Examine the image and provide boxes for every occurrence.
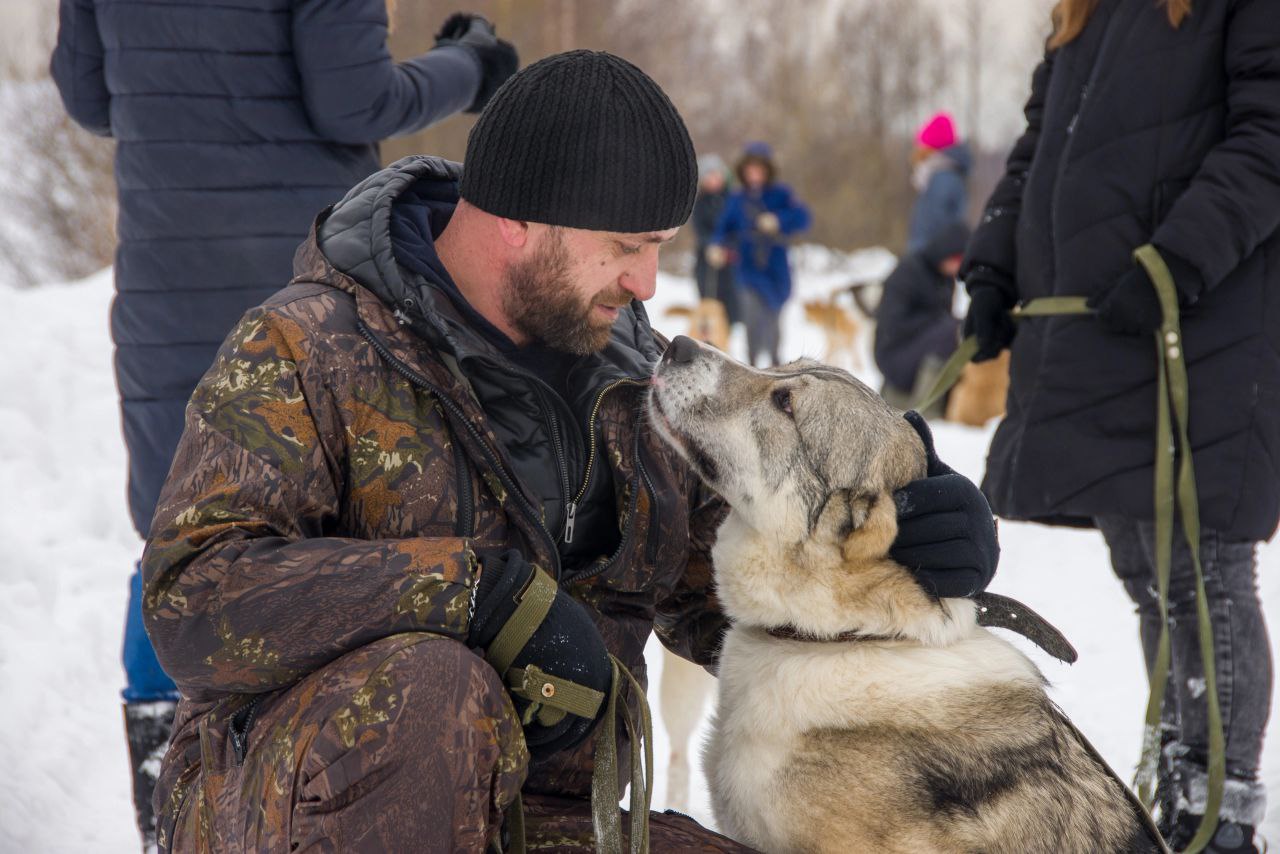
[467,549,611,758]
[434,13,519,113]
[889,410,999,598]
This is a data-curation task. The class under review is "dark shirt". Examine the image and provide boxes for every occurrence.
[390,189,620,565]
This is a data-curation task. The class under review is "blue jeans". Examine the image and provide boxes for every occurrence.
[122,563,178,703]
[1097,516,1270,824]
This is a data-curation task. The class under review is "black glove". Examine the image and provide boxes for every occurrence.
[468,550,611,757]
[889,411,999,598]
[435,13,518,113]
[963,282,1017,363]
[1088,249,1201,337]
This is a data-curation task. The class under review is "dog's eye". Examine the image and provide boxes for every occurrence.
[772,388,793,416]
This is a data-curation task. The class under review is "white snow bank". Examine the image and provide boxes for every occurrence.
[1,264,1275,852]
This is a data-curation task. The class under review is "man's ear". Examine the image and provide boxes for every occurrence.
[495,216,530,248]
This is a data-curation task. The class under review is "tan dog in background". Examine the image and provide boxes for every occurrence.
[663,299,731,351]
[802,297,863,369]
[945,350,1010,427]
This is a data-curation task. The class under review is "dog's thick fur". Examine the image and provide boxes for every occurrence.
[648,338,1162,854]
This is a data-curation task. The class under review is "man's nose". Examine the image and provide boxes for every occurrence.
[620,256,659,301]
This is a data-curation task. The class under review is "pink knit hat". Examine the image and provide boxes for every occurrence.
[916,112,957,150]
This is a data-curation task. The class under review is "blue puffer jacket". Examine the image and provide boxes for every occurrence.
[711,183,811,311]
[51,0,481,537]
[907,143,971,253]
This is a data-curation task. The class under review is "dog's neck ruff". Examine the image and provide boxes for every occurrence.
[765,625,903,644]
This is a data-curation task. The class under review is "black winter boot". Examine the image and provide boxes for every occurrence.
[1168,813,1262,854]
[124,700,177,853]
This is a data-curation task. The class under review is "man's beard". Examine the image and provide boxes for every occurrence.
[502,230,629,355]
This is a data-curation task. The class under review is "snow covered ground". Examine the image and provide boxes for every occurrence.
[1,260,1276,851]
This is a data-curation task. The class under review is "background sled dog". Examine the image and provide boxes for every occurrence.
[648,335,1165,854]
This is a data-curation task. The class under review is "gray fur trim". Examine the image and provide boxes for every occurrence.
[1176,763,1267,826]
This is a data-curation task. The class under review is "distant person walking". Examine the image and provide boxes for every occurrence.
[906,111,971,254]
[961,1,1277,850]
[50,2,516,848]
[692,154,739,325]
[711,142,811,366]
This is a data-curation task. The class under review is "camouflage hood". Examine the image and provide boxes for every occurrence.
[310,154,664,376]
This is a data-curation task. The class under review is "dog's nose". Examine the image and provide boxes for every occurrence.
[667,335,699,365]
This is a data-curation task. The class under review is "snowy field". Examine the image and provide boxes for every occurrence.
[1,258,1277,851]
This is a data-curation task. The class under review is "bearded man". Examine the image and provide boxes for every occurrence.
[141,51,999,852]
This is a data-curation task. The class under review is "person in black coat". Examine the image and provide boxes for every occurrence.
[875,221,969,412]
[692,154,739,324]
[962,1,1277,848]
[50,2,515,848]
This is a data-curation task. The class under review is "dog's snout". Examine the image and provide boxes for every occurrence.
[667,335,700,365]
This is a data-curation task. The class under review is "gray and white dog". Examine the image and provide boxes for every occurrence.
[648,336,1166,854]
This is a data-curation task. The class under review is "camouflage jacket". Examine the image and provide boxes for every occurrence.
[141,157,729,798]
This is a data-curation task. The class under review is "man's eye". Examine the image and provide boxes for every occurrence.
[619,243,642,255]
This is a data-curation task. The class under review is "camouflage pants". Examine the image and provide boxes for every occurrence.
[158,633,753,852]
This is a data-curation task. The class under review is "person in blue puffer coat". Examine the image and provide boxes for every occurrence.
[710,142,811,366]
[906,111,971,254]
[50,2,516,848]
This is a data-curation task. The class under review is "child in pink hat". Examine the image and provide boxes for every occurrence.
[908,111,970,253]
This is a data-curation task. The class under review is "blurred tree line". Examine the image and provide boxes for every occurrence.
[387,0,1009,255]
[4,0,1050,286]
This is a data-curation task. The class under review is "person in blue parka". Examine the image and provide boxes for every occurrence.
[906,111,971,254]
[50,2,516,848]
[710,142,811,366]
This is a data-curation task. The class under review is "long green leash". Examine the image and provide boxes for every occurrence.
[485,568,655,854]
[915,244,1224,854]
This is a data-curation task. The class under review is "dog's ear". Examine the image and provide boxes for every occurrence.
[811,488,875,545]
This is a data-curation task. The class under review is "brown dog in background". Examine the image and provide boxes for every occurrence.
[664,298,731,352]
[945,351,1010,427]
[802,297,863,370]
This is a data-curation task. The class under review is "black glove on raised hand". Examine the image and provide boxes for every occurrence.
[434,13,519,113]
[963,282,1017,363]
[889,411,999,598]
[468,549,611,757]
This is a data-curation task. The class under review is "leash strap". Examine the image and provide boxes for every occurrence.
[485,568,557,677]
[1133,244,1224,854]
[913,296,1092,414]
[913,247,1224,853]
[483,569,653,853]
[591,656,654,854]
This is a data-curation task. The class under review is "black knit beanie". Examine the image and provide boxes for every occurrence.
[460,50,697,232]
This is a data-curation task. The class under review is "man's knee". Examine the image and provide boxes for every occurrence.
[280,634,527,850]
[339,633,517,738]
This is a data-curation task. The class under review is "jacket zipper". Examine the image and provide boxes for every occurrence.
[450,435,475,538]
[530,383,574,544]
[638,442,661,564]
[561,413,649,586]
[358,322,560,576]
[563,378,649,545]
[230,695,263,766]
